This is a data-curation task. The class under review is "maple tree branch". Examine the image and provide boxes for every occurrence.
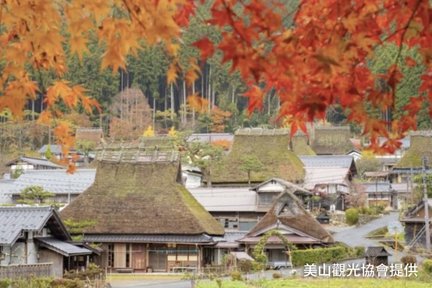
[392,0,422,70]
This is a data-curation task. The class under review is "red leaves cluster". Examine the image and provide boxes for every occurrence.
[190,0,432,154]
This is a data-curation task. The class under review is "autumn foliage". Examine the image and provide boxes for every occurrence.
[1,0,432,157]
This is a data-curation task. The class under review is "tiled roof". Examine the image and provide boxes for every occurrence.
[36,237,92,256]
[0,206,54,245]
[82,234,214,243]
[4,169,96,195]
[303,167,350,190]
[300,155,354,168]
[7,156,63,169]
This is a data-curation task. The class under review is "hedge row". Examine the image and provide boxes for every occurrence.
[291,245,363,267]
[0,278,84,288]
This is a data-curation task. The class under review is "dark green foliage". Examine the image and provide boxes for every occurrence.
[345,208,359,225]
[64,263,104,281]
[238,260,253,273]
[18,185,53,204]
[291,246,350,267]
[422,259,432,274]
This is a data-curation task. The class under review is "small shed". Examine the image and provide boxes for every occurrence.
[365,246,391,266]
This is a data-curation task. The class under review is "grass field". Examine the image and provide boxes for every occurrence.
[196,278,431,288]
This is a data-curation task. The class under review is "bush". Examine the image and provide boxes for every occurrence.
[238,259,253,273]
[401,255,417,265]
[353,246,365,258]
[0,280,10,288]
[291,246,349,267]
[345,208,359,225]
[51,278,84,288]
[422,259,432,274]
[272,272,282,279]
[369,205,385,215]
[230,271,243,281]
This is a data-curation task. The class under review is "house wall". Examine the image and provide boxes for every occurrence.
[38,248,63,278]
[10,242,25,264]
[211,211,264,232]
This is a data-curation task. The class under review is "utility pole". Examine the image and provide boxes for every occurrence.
[422,156,430,251]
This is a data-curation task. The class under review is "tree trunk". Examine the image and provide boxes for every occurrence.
[170,84,175,121]
[208,66,212,111]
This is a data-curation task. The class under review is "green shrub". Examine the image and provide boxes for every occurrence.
[353,246,365,258]
[291,246,350,267]
[272,272,282,279]
[401,255,417,265]
[238,259,253,273]
[0,279,10,288]
[369,205,385,215]
[422,259,432,274]
[230,271,243,281]
[345,208,359,225]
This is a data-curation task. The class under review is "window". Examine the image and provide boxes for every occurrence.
[108,244,114,267]
[125,244,131,268]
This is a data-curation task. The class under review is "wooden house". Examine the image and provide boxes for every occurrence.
[6,156,63,173]
[400,199,432,249]
[60,141,224,273]
[210,128,305,186]
[0,206,92,278]
[238,191,334,265]
[365,246,391,266]
[393,131,432,184]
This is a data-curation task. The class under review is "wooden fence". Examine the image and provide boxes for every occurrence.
[0,263,52,279]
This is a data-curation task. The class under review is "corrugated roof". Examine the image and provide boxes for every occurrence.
[4,169,96,195]
[36,237,92,256]
[0,206,54,245]
[82,234,214,243]
[189,187,256,212]
[300,155,354,168]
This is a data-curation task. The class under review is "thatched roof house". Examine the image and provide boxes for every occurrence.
[395,131,432,169]
[311,126,354,155]
[210,128,305,185]
[240,191,334,246]
[61,141,223,272]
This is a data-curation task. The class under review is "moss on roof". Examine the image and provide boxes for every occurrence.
[246,191,333,243]
[210,130,305,184]
[396,134,432,168]
[61,159,224,236]
[311,126,353,155]
[291,135,316,156]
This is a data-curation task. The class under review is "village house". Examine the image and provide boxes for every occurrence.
[1,169,96,204]
[60,141,224,273]
[300,155,357,211]
[359,182,397,209]
[209,128,305,187]
[392,131,432,184]
[238,191,334,267]
[0,206,92,279]
[5,156,63,174]
[190,178,312,233]
[400,199,432,249]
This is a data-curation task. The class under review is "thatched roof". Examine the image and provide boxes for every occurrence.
[61,150,224,236]
[395,132,432,169]
[210,128,305,185]
[76,128,103,145]
[245,191,333,243]
[291,134,315,155]
[311,126,353,155]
